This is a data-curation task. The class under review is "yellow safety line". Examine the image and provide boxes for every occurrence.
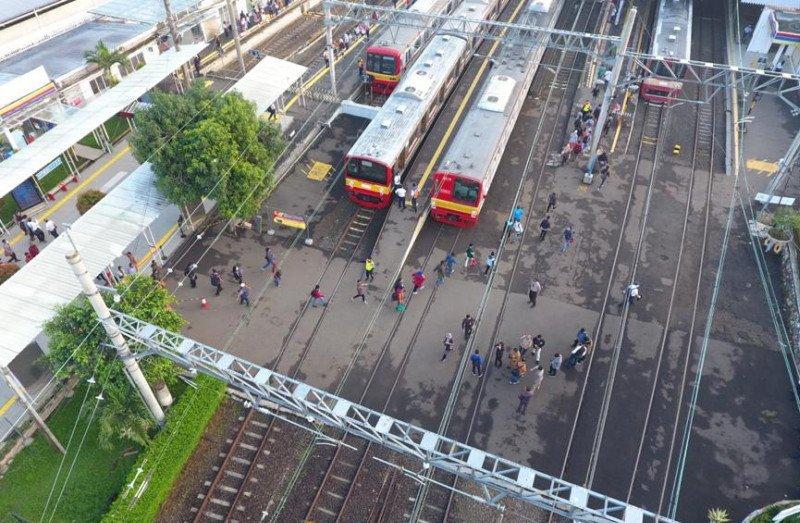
[610,89,631,154]
[417,0,529,193]
[0,395,17,417]
[9,146,132,247]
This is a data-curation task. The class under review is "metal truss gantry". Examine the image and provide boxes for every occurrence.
[323,0,800,110]
[111,310,676,523]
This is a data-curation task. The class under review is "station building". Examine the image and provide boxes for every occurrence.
[741,0,800,74]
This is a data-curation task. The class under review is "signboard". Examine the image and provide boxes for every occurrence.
[35,157,62,180]
[11,179,44,211]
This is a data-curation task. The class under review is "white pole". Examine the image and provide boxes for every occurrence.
[65,248,165,424]
[585,6,637,181]
[0,366,65,454]
[324,3,338,98]
[225,0,247,75]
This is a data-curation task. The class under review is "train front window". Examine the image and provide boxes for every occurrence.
[452,179,479,204]
[366,53,397,75]
[347,159,387,184]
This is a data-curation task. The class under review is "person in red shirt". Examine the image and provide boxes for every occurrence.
[310,285,326,307]
[411,269,426,294]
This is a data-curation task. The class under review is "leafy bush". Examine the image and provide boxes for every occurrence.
[102,375,227,522]
[0,262,19,284]
[76,189,106,215]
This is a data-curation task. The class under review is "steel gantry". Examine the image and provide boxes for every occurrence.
[322,0,800,109]
[110,310,676,523]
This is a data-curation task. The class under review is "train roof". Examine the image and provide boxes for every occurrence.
[370,0,453,51]
[651,0,692,61]
[349,0,494,165]
[437,0,556,184]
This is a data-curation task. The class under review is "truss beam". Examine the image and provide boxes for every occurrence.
[111,310,676,523]
[323,0,800,108]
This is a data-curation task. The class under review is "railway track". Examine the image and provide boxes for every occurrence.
[190,202,379,521]
[390,0,609,520]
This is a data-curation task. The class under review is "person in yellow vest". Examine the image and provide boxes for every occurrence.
[364,257,375,282]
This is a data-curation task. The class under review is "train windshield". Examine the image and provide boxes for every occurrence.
[347,158,387,184]
[452,179,479,204]
[366,52,397,75]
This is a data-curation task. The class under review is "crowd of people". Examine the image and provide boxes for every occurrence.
[1,212,62,265]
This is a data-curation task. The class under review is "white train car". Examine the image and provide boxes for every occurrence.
[344,0,511,208]
[430,0,560,226]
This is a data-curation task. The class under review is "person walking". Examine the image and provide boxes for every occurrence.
[126,251,138,270]
[409,183,419,213]
[210,268,223,296]
[531,334,545,364]
[2,239,18,263]
[310,285,327,307]
[493,341,505,367]
[470,350,483,376]
[237,282,251,306]
[520,333,533,359]
[464,243,476,270]
[395,184,407,210]
[532,365,544,390]
[539,216,551,241]
[445,252,457,276]
[27,218,45,242]
[364,257,375,281]
[512,205,524,223]
[150,259,164,281]
[352,279,367,303]
[231,264,243,284]
[441,332,454,361]
[357,57,365,79]
[516,386,535,415]
[44,219,58,239]
[597,164,610,190]
[185,262,198,288]
[621,283,642,307]
[273,269,282,286]
[528,279,542,306]
[546,192,557,212]
[262,247,276,272]
[574,327,591,348]
[461,314,475,340]
[484,251,496,275]
[434,260,446,286]
[549,353,563,376]
[561,226,574,253]
[411,268,426,294]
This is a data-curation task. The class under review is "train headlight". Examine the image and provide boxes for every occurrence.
[431,202,436,209]
[470,211,477,217]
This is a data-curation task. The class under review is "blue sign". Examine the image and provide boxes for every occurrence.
[11,179,44,210]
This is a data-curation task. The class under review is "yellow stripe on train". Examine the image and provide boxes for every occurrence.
[431,198,481,216]
[346,178,392,195]
[367,72,401,83]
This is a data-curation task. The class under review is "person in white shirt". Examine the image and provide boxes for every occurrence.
[395,185,407,210]
[45,219,58,238]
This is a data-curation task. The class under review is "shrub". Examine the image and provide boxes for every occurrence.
[102,375,227,522]
[0,262,19,284]
[76,189,106,215]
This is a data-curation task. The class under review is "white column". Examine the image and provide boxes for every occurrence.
[65,249,165,423]
[1,366,65,454]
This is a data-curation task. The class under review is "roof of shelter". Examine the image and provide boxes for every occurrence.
[0,162,172,366]
[227,55,307,115]
[0,20,153,79]
[0,43,204,200]
[90,0,205,24]
[0,0,63,25]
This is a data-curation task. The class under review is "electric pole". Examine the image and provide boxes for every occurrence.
[65,249,165,424]
[323,2,338,98]
[162,0,193,91]
[225,0,247,76]
[585,6,637,182]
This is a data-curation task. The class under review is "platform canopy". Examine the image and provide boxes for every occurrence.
[0,43,203,200]
[0,162,172,366]
[227,55,307,115]
[90,0,205,24]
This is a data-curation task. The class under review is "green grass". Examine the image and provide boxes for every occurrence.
[103,375,226,522]
[0,196,19,227]
[0,384,139,523]
[78,115,130,148]
[37,161,72,194]
[750,504,800,523]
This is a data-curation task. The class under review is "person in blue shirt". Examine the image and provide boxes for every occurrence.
[444,252,457,275]
[574,328,590,348]
[513,206,524,223]
[470,349,483,377]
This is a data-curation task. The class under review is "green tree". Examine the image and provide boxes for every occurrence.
[84,40,128,86]
[43,274,185,448]
[130,82,284,220]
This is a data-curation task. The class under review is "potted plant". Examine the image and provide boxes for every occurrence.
[768,207,800,246]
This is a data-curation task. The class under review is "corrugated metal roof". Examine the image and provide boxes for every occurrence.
[0,162,171,366]
[741,0,800,8]
[0,43,204,200]
[227,55,307,115]
[90,0,205,24]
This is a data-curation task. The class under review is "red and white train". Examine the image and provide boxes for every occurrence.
[365,0,457,94]
[640,0,692,103]
[430,0,558,226]
[345,0,510,208]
